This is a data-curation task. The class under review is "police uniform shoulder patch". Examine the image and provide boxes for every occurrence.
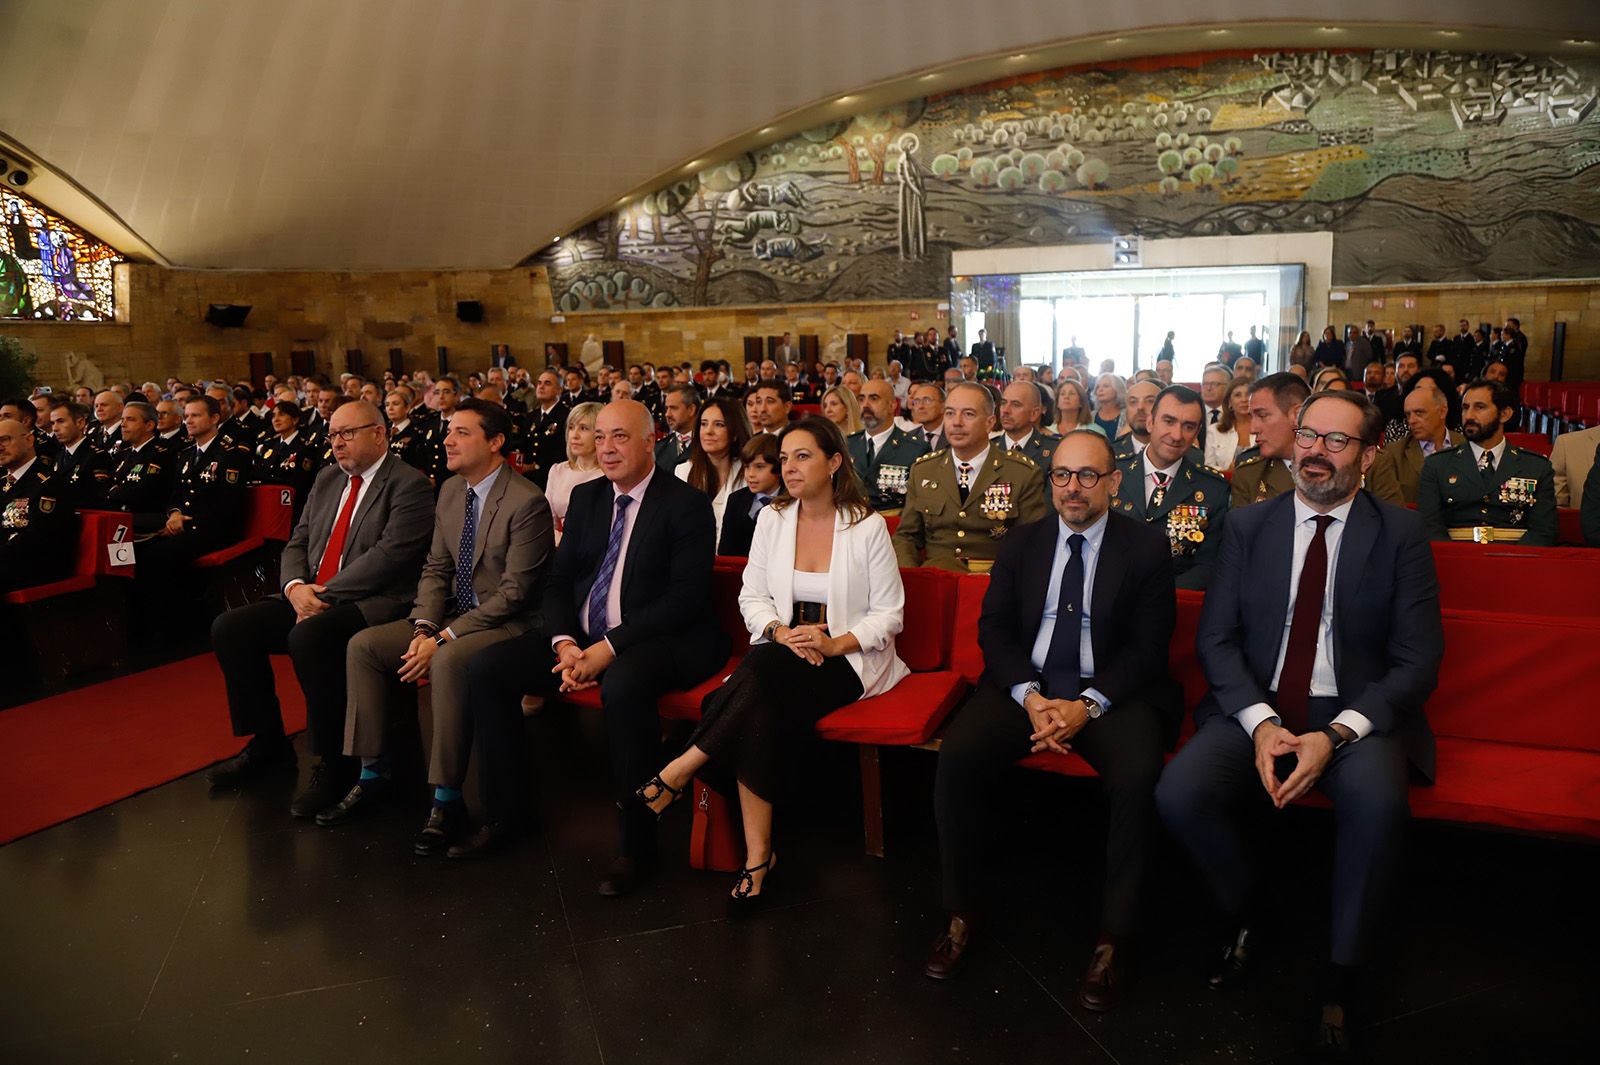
[39,496,56,513]
[225,469,240,483]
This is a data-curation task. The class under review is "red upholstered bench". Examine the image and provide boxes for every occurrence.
[1504,432,1551,456]
[1557,508,1586,547]
[1430,543,1600,615]
[194,485,295,568]
[4,511,134,678]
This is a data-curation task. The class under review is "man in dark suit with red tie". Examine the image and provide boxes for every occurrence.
[206,400,434,811]
[926,431,1179,1009]
[457,400,729,890]
[1156,390,1443,1057]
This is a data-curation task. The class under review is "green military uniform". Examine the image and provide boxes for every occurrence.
[1416,442,1558,546]
[522,401,569,489]
[1366,431,1465,508]
[0,457,74,593]
[1113,452,1231,589]
[990,429,1060,471]
[1112,434,1203,465]
[103,439,177,525]
[1229,446,1295,508]
[849,425,930,512]
[893,447,1048,572]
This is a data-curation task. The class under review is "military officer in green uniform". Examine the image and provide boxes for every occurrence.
[103,402,176,523]
[992,381,1060,468]
[1112,385,1230,589]
[894,382,1048,572]
[849,379,928,512]
[0,417,74,593]
[1417,379,1558,545]
[1229,373,1309,509]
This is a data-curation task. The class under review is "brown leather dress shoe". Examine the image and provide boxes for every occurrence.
[924,914,977,980]
[1077,941,1124,1011]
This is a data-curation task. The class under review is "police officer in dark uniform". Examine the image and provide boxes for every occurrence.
[46,399,112,506]
[848,379,930,512]
[103,401,176,521]
[252,400,318,518]
[1112,385,1230,590]
[213,385,265,451]
[0,398,60,461]
[0,417,74,593]
[969,329,998,373]
[1417,378,1557,546]
[382,389,437,475]
[137,395,253,580]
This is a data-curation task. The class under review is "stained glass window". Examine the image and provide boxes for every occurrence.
[0,187,122,322]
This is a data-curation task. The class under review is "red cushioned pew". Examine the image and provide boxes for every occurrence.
[4,510,136,680]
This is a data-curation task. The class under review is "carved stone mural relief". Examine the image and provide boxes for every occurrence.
[534,49,1600,309]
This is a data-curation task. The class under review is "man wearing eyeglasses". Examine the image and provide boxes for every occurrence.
[1112,385,1230,590]
[206,400,434,809]
[927,431,1180,1010]
[1157,390,1443,1057]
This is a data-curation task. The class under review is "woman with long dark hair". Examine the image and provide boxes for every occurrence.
[637,416,908,913]
[676,394,752,543]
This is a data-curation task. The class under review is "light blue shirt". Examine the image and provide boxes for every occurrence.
[1010,510,1112,712]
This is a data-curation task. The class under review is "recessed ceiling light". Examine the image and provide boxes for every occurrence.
[759,126,775,134]
[1318,26,1341,33]
[920,73,940,81]
[836,95,855,104]
[1009,53,1028,61]
[1106,37,1124,44]
[1439,30,1459,37]
[1566,39,1593,46]
[687,159,703,168]
[1208,29,1229,35]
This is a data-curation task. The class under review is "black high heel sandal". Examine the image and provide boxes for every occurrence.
[727,853,777,918]
[634,775,685,820]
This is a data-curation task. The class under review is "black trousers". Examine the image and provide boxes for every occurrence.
[469,625,729,858]
[210,597,370,758]
[935,680,1165,938]
[1155,709,1410,967]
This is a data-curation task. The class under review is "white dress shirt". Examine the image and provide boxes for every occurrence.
[952,445,990,488]
[284,450,388,593]
[864,425,895,457]
[675,458,742,544]
[553,465,655,650]
[1141,452,1183,506]
[1233,495,1373,741]
[1468,438,1507,470]
[1010,511,1112,711]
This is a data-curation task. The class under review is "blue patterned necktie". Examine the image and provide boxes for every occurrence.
[751,492,770,519]
[587,494,634,639]
[1042,533,1086,698]
[454,484,477,614]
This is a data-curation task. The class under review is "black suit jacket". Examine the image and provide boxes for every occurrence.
[717,485,768,557]
[978,510,1183,741]
[544,469,724,658]
[1194,490,1442,778]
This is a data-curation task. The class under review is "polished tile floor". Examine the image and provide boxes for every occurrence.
[1,706,1590,1065]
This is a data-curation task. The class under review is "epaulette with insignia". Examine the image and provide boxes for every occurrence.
[1202,465,1228,478]
[1235,453,1264,467]
[1000,449,1036,468]
[1438,443,1467,455]
[914,449,945,463]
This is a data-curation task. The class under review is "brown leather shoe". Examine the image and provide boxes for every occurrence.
[1077,941,1124,1011]
[924,914,977,980]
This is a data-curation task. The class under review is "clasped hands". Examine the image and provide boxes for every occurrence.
[1025,696,1089,755]
[1252,720,1341,809]
[552,638,616,692]
[286,582,331,623]
[159,510,191,537]
[771,622,838,666]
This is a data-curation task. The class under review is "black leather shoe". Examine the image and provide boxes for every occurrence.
[315,778,392,827]
[1313,1002,1352,1058]
[597,855,654,898]
[413,802,467,856]
[447,820,525,860]
[289,759,350,819]
[924,914,978,980]
[1078,941,1124,1011]
[726,854,777,919]
[1207,926,1255,991]
[205,742,295,789]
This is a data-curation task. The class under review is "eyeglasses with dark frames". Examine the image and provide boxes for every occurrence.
[1047,466,1109,489]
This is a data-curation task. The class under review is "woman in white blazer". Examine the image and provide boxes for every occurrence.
[637,415,908,912]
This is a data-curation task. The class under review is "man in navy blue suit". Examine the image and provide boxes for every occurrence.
[1156,390,1443,1058]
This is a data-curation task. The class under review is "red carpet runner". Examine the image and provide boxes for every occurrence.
[0,655,306,844]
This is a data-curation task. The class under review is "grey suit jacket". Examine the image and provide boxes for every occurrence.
[279,454,435,624]
[411,464,554,638]
[1550,425,1600,509]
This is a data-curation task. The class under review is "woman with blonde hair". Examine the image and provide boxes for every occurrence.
[1091,373,1128,439]
[820,385,864,436]
[543,402,605,536]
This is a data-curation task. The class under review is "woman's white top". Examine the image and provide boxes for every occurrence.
[675,458,743,544]
[546,461,604,527]
[790,569,830,605]
[1204,428,1254,471]
[740,503,910,700]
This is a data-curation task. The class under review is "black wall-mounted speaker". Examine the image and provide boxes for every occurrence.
[205,303,252,328]
[456,300,484,323]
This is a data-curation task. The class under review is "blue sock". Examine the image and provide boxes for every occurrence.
[359,756,390,782]
[433,786,463,806]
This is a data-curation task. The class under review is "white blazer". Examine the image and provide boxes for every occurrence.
[739,503,910,700]
[1204,427,1253,471]
[676,458,743,544]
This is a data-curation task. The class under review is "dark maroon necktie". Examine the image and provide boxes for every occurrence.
[1276,515,1334,734]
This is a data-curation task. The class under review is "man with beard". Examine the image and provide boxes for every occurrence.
[1112,378,1162,461]
[848,378,928,511]
[1416,379,1556,545]
[1231,373,1309,509]
[1158,390,1442,1058]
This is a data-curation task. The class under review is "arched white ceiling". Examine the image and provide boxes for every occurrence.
[2,0,1596,271]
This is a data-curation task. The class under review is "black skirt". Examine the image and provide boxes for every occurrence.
[687,642,863,803]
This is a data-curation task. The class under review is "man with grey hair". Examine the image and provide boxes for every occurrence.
[1367,383,1461,507]
[155,399,186,444]
[90,389,124,451]
[103,401,175,518]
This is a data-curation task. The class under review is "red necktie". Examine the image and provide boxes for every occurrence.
[314,474,363,584]
[1276,515,1333,734]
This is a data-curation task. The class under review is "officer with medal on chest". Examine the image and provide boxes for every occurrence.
[1113,385,1231,589]
[136,395,254,577]
[1230,373,1309,509]
[1417,378,1558,546]
[252,400,318,516]
[848,379,929,513]
[103,402,177,521]
[521,370,569,489]
[894,382,1049,572]
[0,417,75,593]
[383,387,436,474]
[992,381,1060,469]
[47,400,113,506]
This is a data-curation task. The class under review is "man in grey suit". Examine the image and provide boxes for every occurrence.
[207,400,434,811]
[320,399,554,858]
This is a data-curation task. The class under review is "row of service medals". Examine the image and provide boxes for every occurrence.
[1165,505,1208,555]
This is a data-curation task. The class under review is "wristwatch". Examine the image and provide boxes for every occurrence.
[763,620,782,643]
[1320,724,1350,750]
[1081,694,1104,719]
[433,632,449,647]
